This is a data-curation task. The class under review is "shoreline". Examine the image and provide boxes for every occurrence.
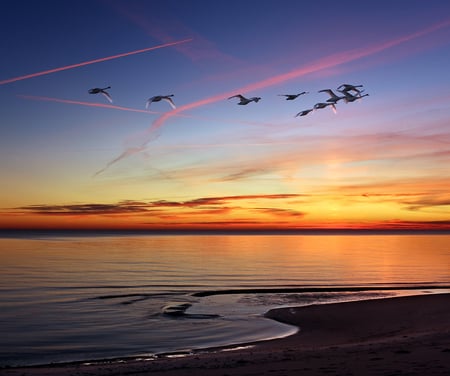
[2,293,449,376]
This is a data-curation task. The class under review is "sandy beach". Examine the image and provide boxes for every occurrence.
[2,293,449,376]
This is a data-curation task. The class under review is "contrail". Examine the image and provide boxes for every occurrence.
[0,39,193,85]
[19,95,209,120]
[150,18,450,131]
[93,146,147,177]
[18,95,158,114]
[96,19,450,175]
[180,18,449,107]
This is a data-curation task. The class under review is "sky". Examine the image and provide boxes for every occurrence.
[1,0,450,231]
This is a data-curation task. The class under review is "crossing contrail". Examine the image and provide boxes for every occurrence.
[0,38,193,85]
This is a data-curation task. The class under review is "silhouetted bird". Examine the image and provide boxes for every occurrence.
[278,92,308,100]
[146,95,176,109]
[228,94,261,105]
[337,84,364,95]
[318,89,344,104]
[88,86,112,103]
[314,102,336,110]
[295,108,314,117]
[342,92,369,103]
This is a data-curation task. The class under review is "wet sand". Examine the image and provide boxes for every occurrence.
[2,294,449,376]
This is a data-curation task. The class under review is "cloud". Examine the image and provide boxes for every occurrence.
[110,2,237,64]
[253,207,305,218]
[7,192,450,230]
[13,194,303,216]
[366,219,450,230]
[148,194,303,211]
[216,167,274,182]
[15,201,152,215]
[93,146,149,177]
[403,196,450,211]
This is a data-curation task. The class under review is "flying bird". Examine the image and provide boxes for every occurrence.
[88,86,112,103]
[337,84,364,95]
[295,108,314,117]
[314,102,336,110]
[313,102,337,114]
[342,91,369,103]
[318,89,344,104]
[228,94,261,105]
[278,92,308,100]
[146,95,176,109]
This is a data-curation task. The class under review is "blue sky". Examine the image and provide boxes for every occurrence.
[1,0,450,230]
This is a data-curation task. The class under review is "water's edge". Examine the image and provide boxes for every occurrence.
[3,287,448,369]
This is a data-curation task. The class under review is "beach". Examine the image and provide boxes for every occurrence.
[2,293,449,376]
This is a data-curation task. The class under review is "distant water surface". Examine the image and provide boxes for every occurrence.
[0,232,448,366]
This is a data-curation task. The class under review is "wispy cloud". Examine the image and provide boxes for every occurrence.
[403,196,450,211]
[253,207,305,218]
[110,2,238,64]
[6,190,450,230]
[0,39,192,85]
[13,194,303,216]
[15,202,151,215]
[93,146,151,177]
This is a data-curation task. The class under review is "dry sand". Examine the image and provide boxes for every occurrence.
[1,293,449,376]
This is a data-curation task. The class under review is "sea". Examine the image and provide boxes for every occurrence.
[0,230,449,367]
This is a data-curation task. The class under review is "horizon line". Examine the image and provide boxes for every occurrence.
[1,228,449,235]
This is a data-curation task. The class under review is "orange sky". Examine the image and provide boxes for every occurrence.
[2,190,450,230]
[1,4,450,231]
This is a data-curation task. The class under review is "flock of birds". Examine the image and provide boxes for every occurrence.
[88,83,368,117]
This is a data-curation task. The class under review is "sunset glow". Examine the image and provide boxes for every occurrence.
[1,1,450,231]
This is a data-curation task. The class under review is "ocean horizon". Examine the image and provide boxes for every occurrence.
[1,231,449,367]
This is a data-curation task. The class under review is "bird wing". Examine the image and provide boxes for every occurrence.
[279,94,296,100]
[228,94,246,100]
[164,97,176,109]
[318,89,335,97]
[101,91,113,103]
[295,109,312,117]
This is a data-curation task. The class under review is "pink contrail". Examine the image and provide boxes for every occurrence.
[97,19,450,174]
[18,95,158,114]
[19,95,209,120]
[0,39,193,85]
[150,19,450,132]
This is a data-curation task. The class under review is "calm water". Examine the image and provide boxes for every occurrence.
[0,232,449,366]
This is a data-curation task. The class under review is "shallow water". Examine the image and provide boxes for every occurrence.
[0,232,449,366]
